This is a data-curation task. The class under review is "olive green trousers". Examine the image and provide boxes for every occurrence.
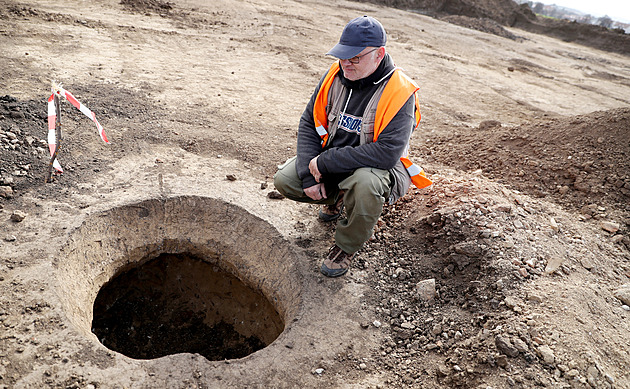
[273,156,391,254]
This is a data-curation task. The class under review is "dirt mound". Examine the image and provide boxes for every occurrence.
[368,0,630,55]
[0,95,49,196]
[368,0,527,25]
[514,18,630,56]
[427,108,630,225]
[357,164,629,387]
[119,0,174,14]
[439,15,520,39]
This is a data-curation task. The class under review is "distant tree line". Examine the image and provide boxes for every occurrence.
[517,0,619,29]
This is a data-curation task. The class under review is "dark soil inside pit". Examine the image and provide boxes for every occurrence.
[91,253,271,361]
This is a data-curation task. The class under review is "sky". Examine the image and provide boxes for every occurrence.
[540,0,630,23]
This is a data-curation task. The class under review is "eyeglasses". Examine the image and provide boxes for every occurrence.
[345,48,378,64]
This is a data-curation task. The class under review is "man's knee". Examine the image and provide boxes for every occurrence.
[273,156,303,199]
[343,167,390,195]
[273,172,288,196]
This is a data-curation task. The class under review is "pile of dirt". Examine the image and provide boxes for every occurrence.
[366,0,630,55]
[513,18,630,57]
[0,95,50,198]
[301,108,629,388]
[439,14,520,40]
[354,167,628,387]
[119,0,174,14]
[366,0,528,26]
[427,108,630,225]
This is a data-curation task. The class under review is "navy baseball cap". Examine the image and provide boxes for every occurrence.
[326,16,387,59]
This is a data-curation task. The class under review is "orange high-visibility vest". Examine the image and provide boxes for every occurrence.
[313,61,432,189]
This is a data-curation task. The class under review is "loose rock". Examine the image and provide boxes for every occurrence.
[600,221,620,233]
[613,284,630,306]
[415,278,436,302]
[544,256,564,274]
[495,335,519,357]
[536,345,555,364]
[0,185,13,198]
[11,210,27,222]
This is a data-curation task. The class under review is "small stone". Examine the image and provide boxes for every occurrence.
[312,368,324,375]
[580,257,595,270]
[513,338,529,353]
[226,174,237,181]
[359,363,367,370]
[613,284,630,306]
[4,235,17,242]
[496,354,508,367]
[10,210,27,222]
[504,296,519,309]
[415,278,436,302]
[267,191,284,199]
[558,186,570,195]
[453,241,482,257]
[600,221,620,233]
[495,335,519,357]
[549,217,559,231]
[373,320,382,328]
[622,305,630,311]
[0,186,13,198]
[527,293,543,303]
[537,345,555,364]
[587,365,599,381]
[566,369,579,378]
[495,204,512,213]
[436,365,450,377]
[545,257,564,274]
[525,258,536,268]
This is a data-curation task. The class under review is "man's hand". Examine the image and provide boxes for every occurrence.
[309,156,322,183]
[304,183,327,201]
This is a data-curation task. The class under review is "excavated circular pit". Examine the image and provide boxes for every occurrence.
[56,196,302,361]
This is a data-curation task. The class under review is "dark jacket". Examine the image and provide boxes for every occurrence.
[296,54,415,193]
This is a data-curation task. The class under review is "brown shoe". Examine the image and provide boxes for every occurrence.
[321,245,355,277]
[318,191,344,222]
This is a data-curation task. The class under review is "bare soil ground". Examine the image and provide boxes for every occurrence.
[1,0,629,388]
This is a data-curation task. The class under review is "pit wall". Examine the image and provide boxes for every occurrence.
[54,195,302,343]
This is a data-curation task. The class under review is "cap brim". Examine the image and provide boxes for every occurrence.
[326,43,365,60]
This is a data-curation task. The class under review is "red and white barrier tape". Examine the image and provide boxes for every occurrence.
[47,82,109,173]
[47,93,63,172]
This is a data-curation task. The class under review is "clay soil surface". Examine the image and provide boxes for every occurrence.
[1,0,629,388]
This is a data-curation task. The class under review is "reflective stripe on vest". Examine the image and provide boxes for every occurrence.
[313,61,432,189]
[401,157,433,189]
[313,62,340,146]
